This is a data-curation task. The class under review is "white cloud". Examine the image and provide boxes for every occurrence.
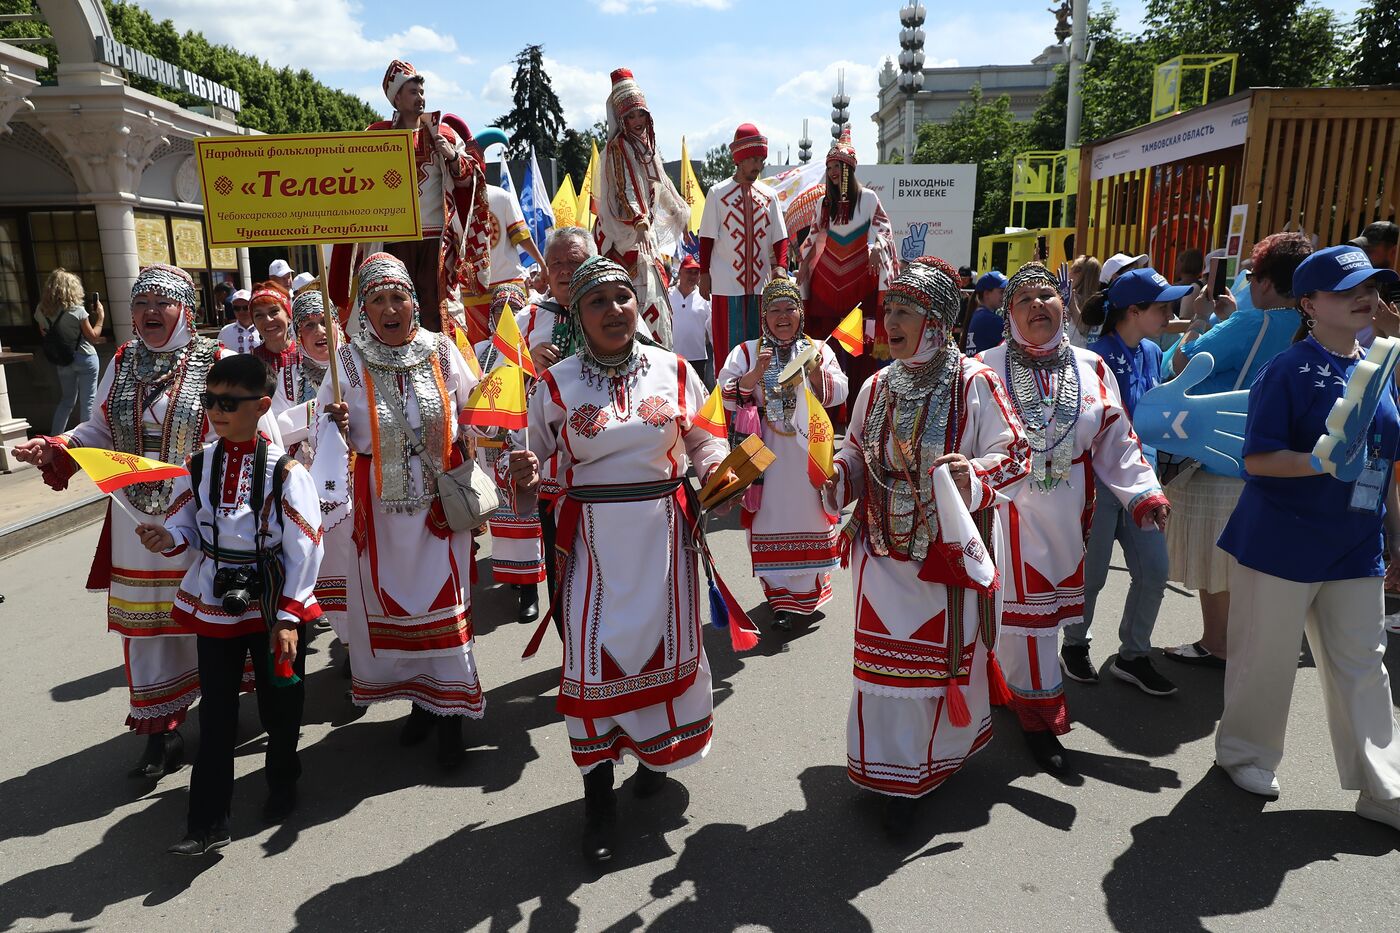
[593,0,729,11]
[132,0,455,75]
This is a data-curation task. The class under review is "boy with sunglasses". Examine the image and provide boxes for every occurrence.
[136,355,324,855]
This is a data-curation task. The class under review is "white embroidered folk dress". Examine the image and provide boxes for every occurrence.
[830,357,1030,797]
[472,337,545,585]
[315,333,486,717]
[527,345,727,773]
[717,338,848,613]
[978,343,1165,733]
[60,340,282,730]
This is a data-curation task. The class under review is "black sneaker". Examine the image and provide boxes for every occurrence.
[1059,645,1098,684]
[1109,655,1178,696]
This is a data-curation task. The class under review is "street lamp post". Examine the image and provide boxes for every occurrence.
[831,69,850,144]
[897,2,926,163]
[798,118,813,165]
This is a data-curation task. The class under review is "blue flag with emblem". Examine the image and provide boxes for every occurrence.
[519,148,555,269]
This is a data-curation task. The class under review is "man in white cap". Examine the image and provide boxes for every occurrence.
[268,259,295,290]
[290,271,315,294]
[217,288,262,354]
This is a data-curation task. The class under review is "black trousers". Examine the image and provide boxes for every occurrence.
[187,628,307,835]
[384,237,442,332]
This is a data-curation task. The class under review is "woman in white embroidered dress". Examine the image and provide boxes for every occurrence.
[320,253,483,771]
[473,282,546,623]
[718,277,848,631]
[519,256,730,864]
[14,264,277,779]
[276,287,351,644]
[978,263,1170,775]
[825,258,1030,836]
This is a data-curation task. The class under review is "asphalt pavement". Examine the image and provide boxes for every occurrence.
[1,515,1397,933]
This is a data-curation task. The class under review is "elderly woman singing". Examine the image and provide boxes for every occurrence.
[825,258,1030,836]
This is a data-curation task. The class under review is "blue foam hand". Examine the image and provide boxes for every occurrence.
[1313,336,1400,483]
[900,223,928,261]
[1132,352,1248,477]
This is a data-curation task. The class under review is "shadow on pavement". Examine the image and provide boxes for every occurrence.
[50,665,126,703]
[1102,768,1398,933]
[0,788,219,929]
[1069,650,1224,758]
[294,784,692,932]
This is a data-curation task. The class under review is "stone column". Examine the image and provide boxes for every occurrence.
[0,333,32,472]
[95,201,138,341]
[0,53,42,469]
[237,247,251,290]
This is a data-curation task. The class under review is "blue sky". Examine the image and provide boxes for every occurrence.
[133,0,1367,162]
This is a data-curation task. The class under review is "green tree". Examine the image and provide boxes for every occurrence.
[914,87,1026,244]
[494,44,566,160]
[1345,0,1400,86]
[699,144,734,190]
[558,120,606,191]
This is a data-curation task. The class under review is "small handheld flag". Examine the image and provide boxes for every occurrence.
[693,383,727,438]
[65,447,189,527]
[461,361,528,430]
[491,303,537,378]
[830,306,865,356]
[798,384,835,487]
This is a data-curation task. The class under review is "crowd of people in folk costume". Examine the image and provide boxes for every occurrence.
[14,59,1400,863]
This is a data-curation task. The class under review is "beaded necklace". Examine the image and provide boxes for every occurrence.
[1005,340,1080,489]
[578,339,649,421]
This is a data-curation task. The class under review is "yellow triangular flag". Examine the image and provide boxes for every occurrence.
[576,140,600,231]
[799,385,834,486]
[461,360,528,430]
[693,383,727,438]
[551,174,578,229]
[491,302,537,378]
[679,136,705,234]
[830,305,865,356]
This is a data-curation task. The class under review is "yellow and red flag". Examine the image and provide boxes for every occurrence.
[576,141,600,231]
[491,303,537,378]
[446,316,481,377]
[830,305,865,356]
[693,383,727,438]
[460,360,528,430]
[551,173,578,229]
[679,136,705,234]
[796,385,835,487]
[66,448,187,493]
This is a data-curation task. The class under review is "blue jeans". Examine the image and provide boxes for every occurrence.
[1064,478,1169,660]
[51,351,99,434]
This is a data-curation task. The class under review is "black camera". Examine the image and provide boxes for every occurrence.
[212,566,261,614]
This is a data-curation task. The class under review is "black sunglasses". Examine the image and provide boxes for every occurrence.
[201,392,263,412]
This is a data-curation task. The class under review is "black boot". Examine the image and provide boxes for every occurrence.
[1023,729,1071,775]
[581,761,617,863]
[771,611,792,632]
[632,764,670,798]
[130,729,184,779]
[399,704,434,747]
[881,794,918,840]
[518,584,540,624]
[437,714,465,771]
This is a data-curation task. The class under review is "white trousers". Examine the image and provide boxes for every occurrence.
[1215,559,1400,799]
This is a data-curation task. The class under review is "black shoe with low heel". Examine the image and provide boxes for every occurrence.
[1023,729,1071,775]
[581,762,617,863]
[881,795,918,839]
[129,730,184,779]
[437,714,465,771]
[772,611,792,632]
[168,826,231,856]
[632,765,670,798]
[518,585,540,623]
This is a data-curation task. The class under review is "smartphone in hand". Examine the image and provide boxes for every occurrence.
[1208,256,1227,299]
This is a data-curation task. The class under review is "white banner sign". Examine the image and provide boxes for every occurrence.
[857,164,978,267]
[1088,102,1250,182]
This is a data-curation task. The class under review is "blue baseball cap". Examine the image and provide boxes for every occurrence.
[1107,268,1191,308]
[975,271,1008,293]
[1292,244,1398,296]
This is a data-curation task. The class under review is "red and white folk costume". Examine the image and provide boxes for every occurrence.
[314,253,486,717]
[330,60,493,337]
[717,279,848,615]
[800,129,898,344]
[699,125,790,364]
[596,68,690,349]
[275,288,352,635]
[39,265,279,733]
[163,437,323,635]
[473,283,546,586]
[526,257,728,774]
[827,263,1030,797]
[978,264,1167,736]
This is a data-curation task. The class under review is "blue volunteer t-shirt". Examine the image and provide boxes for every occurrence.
[1087,331,1162,418]
[1217,338,1400,582]
[966,307,1005,355]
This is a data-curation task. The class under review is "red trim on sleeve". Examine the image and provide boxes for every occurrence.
[700,236,714,272]
[772,238,789,269]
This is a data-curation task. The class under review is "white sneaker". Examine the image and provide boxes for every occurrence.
[1221,763,1280,798]
[1356,792,1400,830]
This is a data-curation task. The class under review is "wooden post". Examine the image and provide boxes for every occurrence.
[315,245,342,405]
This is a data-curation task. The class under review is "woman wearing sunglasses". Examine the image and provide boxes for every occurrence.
[13,264,282,780]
